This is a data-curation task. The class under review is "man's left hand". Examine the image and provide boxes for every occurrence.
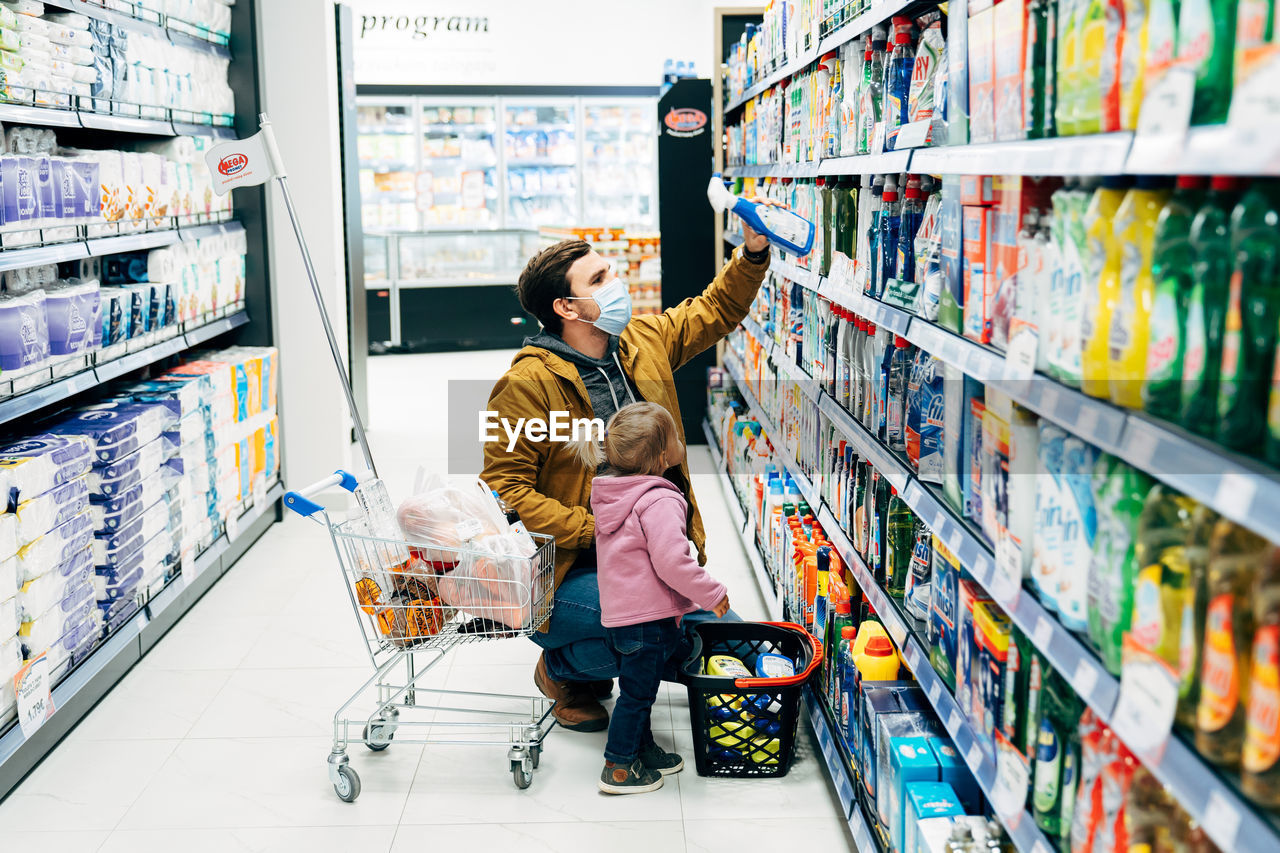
[742,196,785,255]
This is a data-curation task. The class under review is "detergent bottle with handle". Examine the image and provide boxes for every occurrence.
[708,175,815,256]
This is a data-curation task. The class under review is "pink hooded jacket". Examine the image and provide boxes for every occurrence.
[590,475,729,628]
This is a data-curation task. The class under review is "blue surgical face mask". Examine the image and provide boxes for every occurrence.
[568,277,632,336]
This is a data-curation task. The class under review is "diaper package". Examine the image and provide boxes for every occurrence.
[14,475,89,546]
[49,401,177,463]
[89,475,169,532]
[17,554,92,621]
[17,510,92,583]
[0,432,92,504]
[86,435,176,497]
[92,497,169,565]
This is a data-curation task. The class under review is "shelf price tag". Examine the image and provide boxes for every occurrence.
[1129,67,1196,169]
[1072,658,1101,703]
[1203,789,1243,851]
[14,652,54,738]
[1214,472,1257,524]
[895,120,932,150]
[1110,636,1178,759]
[1005,323,1038,380]
[991,729,1031,824]
[991,537,1024,607]
[1033,614,1054,650]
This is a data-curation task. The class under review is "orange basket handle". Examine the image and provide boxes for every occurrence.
[733,621,825,689]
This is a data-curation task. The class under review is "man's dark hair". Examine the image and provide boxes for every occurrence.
[516,239,591,335]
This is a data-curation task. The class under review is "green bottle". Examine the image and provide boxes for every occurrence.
[1033,666,1084,844]
[1178,505,1217,728]
[1003,627,1040,809]
[1181,177,1245,436]
[1217,182,1280,453]
[1175,0,1238,125]
[1269,317,1280,465]
[1025,0,1052,139]
[1143,176,1208,419]
[820,176,835,276]
[869,470,890,585]
[837,176,859,260]
[884,490,915,599]
[1089,457,1154,674]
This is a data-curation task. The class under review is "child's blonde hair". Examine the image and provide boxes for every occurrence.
[571,402,678,476]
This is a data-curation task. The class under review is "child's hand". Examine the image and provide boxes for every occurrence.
[712,595,730,618]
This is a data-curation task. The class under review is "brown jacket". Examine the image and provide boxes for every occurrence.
[480,248,769,594]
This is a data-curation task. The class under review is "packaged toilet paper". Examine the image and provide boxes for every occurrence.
[89,475,170,532]
[0,513,16,563]
[97,287,134,342]
[0,434,94,507]
[0,290,50,373]
[95,528,172,596]
[14,475,89,546]
[19,592,92,657]
[45,281,102,356]
[0,552,16,598]
[0,633,20,715]
[18,555,93,622]
[0,592,17,640]
[118,374,211,419]
[50,400,178,464]
[86,435,175,498]
[45,610,100,680]
[17,511,93,583]
[51,42,93,65]
[54,157,100,222]
[92,497,169,566]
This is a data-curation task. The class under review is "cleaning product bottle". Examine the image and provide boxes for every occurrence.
[855,460,870,556]
[819,176,834,275]
[1108,175,1172,409]
[1089,457,1153,674]
[851,316,867,418]
[1176,0,1238,125]
[838,624,860,736]
[876,326,896,440]
[1144,0,1180,90]
[708,175,816,256]
[1080,176,1132,399]
[1197,520,1268,767]
[1130,485,1198,667]
[1178,504,1217,728]
[897,174,925,286]
[859,27,888,154]
[867,175,886,296]
[857,634,902,683]
[1057,0,1083,134]
[1182,177,1247,435]
[880,174,903,291]
[1120,0,1150,130]
[1075,0,1108,134]
[885,488,915,599]
[884,17,915,151]
[1143,175,1209,419]
[1216,181,1280,454]
[1033,666,1084,843]
[1243,546,1280,807]
[837,175,860,259]
[862,323,880,425]
[836,308,852,410]
[870,469,890,583]
[887,336,912,451]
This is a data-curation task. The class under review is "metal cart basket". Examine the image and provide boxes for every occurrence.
[286,471,558,801]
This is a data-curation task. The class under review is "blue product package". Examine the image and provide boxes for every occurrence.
[929,538,961,692]
[54,158,99,221]
[87,436,174,498]
[94,562,144,602]
[14,476,90,545]
[1058,437,1100,633]
[0,435,95,508]
[1,156,36,226]
[95,528,174,587]
[90,475,170,532]
[929,738,982,814]
[942,363,966,512]
[888,737,941,853]
[875,716,934,843]
[1033,423,1068,611]
[51,401,177,464]
[116,376,207,418]
[917,353,945,483]
[99,595,139,633]
[904,782,966,853]
[964,392,986,524]
[20,594,94,659]
[162,412,208,448]
[17,511,94,584]
[113,286,144,339]
[0,291,50,372]
[19,566,95,623]
[93,498,169,566]
[98,289,122,346]
[34,154,56,223]
[51,546,94,584]
[46,283,102,356]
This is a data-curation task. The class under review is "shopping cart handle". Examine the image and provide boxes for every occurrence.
[284,469,363,517]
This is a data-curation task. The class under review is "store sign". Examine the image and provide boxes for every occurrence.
[14,652,54,738]
[663,107,707,137]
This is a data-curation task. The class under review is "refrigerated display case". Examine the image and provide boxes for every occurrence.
[582,99,657,228]
[504,98,580,229]
[356,99,419,231]
[419,99,501,229]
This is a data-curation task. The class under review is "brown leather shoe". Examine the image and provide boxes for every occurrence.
[534,653,609,732]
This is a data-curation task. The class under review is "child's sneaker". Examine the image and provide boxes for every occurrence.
[599,758,664,794]
[639,742,684,775]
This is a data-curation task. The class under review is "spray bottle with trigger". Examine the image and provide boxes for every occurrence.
[708,174,816,257]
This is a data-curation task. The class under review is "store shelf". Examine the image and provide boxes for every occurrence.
[0,482,281,800]
[723,231,745,248]
[817,0,922,55]
[816,149,915,176]
[725,46,822,113]
[79,111,175,136]
[805,682,880,852]
[909,133,1134,176]
[703,418,783,622]
[0,310,247,428]
[45,0,230,55]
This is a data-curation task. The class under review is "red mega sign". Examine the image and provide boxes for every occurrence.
[663,108,707,133]
[218,153,249,176]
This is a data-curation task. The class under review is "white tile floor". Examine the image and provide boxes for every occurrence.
[0,351,853,852]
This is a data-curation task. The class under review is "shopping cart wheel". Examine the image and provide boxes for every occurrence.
[334,765,361,802]
[363,722,393,751]
[511,759,533,789]
[529,745,541,769]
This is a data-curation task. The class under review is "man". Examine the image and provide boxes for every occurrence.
[481,214,772,732]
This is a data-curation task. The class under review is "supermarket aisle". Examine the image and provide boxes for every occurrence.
[1,351,851,853]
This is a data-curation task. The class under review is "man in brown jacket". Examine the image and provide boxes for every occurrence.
[481,218,771,732]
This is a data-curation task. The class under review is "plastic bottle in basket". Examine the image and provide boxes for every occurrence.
[356,477,410,567]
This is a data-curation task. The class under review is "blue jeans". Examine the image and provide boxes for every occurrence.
[530,566,737,683]
[603,618,686,764]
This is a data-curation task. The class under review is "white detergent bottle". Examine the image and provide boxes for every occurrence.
[708,174,815,256]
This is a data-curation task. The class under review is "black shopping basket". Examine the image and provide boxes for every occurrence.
[680,621,822,778]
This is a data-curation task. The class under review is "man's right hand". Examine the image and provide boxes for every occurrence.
[712,595,730,618]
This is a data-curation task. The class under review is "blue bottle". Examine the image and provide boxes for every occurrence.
[884,17,915,152]
[897,175,925,285]
[708,175,816,256]
[869,175,885,296]
[879,175,902,294]
[838,626,859,741]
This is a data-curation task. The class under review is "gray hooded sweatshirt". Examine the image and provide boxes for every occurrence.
[523,330,640,425]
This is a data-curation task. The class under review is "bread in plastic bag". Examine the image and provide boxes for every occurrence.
[435,529,539,629]
[395,472,506,566]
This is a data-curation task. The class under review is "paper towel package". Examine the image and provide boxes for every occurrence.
[17,511,93,583]
[93,498,169,565]
[89,475,170,532]
[18,560,93,622]
[0,434,94,506]
[14,475,89,546]
[50,401,177,463]
[20,592,93,657]
[86,435,175,497]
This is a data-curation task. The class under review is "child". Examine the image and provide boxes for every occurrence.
[578,402,731,794]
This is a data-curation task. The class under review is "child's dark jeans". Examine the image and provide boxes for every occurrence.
[603,617,690,764]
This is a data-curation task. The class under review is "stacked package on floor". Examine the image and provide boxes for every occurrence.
[0,433,100,683]
[110,371,219,566]
[46,401,180,637]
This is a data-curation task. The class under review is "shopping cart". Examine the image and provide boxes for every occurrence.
[286,471,558,802]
